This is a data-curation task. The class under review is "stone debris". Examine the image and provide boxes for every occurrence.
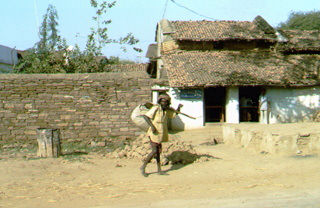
[106,133,216,165]
[90,141,106,147]
[199,138,219,146]
[314,110,320,122]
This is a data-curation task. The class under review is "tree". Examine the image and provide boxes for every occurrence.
[14,47,73,74]
[86,0,141,56]
[107,56,137,64]
[15,4,68,73]
[278,10,320,30]
[36,4,66,52]
[14,1,141,74]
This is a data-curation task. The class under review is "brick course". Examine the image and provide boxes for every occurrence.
[0,72,168,145]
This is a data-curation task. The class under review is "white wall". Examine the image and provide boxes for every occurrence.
[223,86,320,124]
[168,88,204,130]
[165,86,320,129]
[225,87,240,124]
[0,45,19,73]
[267,87,320,123]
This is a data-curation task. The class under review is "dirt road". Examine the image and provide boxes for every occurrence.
[1,124,320,207]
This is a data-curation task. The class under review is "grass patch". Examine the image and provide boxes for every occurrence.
[0,138,131,161]
[0,143,38,159]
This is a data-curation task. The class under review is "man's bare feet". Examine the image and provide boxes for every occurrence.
[157,171,169,175]
[140,166,148,177]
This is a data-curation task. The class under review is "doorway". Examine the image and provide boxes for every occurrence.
[239,87,261,122]
[204,87,226,122]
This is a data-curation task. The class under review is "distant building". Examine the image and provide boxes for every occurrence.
[0,44,20,73]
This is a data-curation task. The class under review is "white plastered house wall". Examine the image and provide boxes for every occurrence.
[267,87,320,123]
[168,88,204,130]
[152,85,320,130]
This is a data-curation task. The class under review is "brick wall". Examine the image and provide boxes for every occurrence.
[0,72,168,145]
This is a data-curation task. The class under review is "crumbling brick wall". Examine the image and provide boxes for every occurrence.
[0,72,167,145]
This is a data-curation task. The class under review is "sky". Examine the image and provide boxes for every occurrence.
[1,0,319,63]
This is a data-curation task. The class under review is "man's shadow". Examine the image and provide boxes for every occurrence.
[163,151,221,173]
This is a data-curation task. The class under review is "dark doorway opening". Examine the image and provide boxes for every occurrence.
[239,87,261,122]
[204,87,226,122]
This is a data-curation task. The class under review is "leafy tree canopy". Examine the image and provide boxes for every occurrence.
[278,10,320,30]
[14,1,141,74]
[36,4,66,52]
[107,56,137,65]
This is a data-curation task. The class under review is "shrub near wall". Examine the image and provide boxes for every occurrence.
[0,72,166,145]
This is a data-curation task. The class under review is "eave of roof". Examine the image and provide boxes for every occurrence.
[162,50,320,88]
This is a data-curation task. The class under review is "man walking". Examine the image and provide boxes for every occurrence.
[140,94,182,177]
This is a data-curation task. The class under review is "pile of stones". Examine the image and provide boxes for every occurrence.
[106,133,216,165]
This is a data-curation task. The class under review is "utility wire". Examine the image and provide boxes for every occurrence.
[170,0,218,21]
[33,0,40,29]
[162,0,169,19]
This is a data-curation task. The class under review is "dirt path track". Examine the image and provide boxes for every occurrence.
[1,124,320,207]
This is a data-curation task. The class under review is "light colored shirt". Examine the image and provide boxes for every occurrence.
[145,105,176,143]
[259,95,270,111]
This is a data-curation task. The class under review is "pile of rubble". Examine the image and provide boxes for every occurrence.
[314,111,320,122]
[106,133,216,165]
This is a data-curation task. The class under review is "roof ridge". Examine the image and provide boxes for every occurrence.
[170,20,253,23]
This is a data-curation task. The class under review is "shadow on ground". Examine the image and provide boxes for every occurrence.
[165,151,221,173]
[62,150,88,156]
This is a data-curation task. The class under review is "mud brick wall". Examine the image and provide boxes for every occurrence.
[0,72,167,145]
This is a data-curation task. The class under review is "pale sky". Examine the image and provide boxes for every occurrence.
[1,0,319,63]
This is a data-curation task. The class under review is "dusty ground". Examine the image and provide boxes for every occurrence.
[1,124,320,208]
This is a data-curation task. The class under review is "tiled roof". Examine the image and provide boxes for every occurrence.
[162,50,320,88]
[170,20,277,41]
[279,30,320,51]
[104,64,148,72]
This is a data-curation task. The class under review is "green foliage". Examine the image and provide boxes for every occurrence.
[36,4,66,52]
[85,0,115,56]
[15,4,69,74]
[107,56,137,64]
[65,46,106,73]
[86,0,141,56]
[14,48,69,73]
[0,67,10,73]
[278,10,320,30]
[14,1,141,74]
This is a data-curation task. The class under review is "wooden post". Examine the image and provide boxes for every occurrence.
[36,128,61,158]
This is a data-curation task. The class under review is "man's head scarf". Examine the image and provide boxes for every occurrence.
[157,94,171,104]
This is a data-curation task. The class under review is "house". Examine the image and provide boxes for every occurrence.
[0,44,20,73]
[146,16,320,130]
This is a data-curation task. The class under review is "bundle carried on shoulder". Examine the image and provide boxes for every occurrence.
[131,101,196,132]
[130,102,155,132]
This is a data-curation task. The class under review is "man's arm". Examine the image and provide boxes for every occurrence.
[176,104,183,112]
[142,115,157,133]
[167,104,197,119]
